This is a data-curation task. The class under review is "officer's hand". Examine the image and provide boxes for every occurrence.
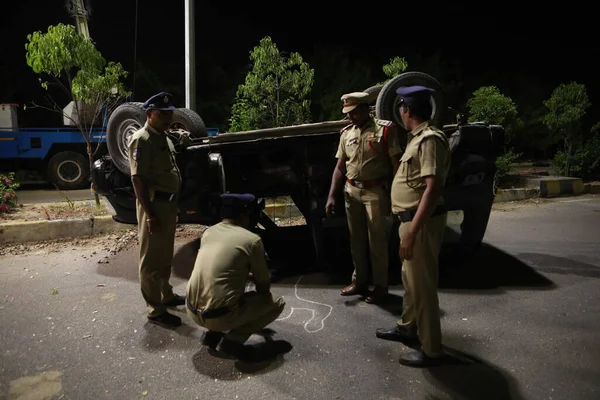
[147,217,161,235]
[325,197,336,217]
[400,231,415,261]
[180,131,191,147]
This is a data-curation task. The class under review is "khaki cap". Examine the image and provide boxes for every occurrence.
[341,92,369,113]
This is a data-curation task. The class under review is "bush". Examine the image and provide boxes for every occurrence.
[0,172,20,214]
[552,135,600,180]
[494,149,522,189]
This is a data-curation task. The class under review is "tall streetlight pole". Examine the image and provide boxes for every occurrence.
[184,0,196,111]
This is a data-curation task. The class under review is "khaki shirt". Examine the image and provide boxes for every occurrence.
[391,121,450,213]
[127,122,182,194]
[186,222,271,311]
[335,117,402,181]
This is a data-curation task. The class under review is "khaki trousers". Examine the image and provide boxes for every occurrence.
[136,198,178,317]
[397,213,447,357]
[187,291,286,343]
[344,182,390,288]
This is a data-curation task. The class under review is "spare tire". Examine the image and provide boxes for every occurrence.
[363,85,382,105]
[170,108,207,137]
[106,102,146,175]
[375,71,445,131]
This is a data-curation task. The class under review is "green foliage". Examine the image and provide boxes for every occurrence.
[551,134,600,180]
[542,82,591,176]
[494,149,522,189]
[466,86,519,130]
[379,57,408,85]
[228,36,314,131]
[542,82,590,133]
[25,23,130,117]
[0,173,20,214]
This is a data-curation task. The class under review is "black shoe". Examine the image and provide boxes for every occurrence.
[147,312,182,329]
[217,338,246,360]
[399,349,445,368]
[163,294,186,307]
[201,330,225,350]
[375,326,419,343]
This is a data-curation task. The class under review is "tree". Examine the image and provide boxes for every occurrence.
[379,56,408,85]
[542,82,591,176]
[25,23,130,204]
[228,36,314,131]
[466,86,520,131]
[308,45,376,122]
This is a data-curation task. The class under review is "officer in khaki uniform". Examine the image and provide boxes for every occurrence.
[128,92,185,329]
[375,86,451,367]
[325,92,402,304]
[186,193,286,362]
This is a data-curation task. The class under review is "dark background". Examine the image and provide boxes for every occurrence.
[1,1,598,138]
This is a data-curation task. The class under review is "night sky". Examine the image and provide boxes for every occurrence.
[1,0,598,129]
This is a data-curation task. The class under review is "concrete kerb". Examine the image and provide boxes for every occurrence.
[2,180,598,245]
[0,215,134,245]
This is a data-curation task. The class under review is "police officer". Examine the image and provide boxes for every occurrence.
[375,86,451,367]
[128,92,185,329]
[325,92,402,304]
[186,193,286,362]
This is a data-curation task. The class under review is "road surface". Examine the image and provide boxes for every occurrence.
[0,195,599,400]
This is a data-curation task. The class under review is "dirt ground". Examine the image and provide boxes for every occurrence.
[0,200,110,222]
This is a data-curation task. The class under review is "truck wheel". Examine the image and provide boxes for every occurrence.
[375,72,445,131]
[106,102,146,175]
[363,85,382,105]
[170,108,207,138]
[47,151,89,190]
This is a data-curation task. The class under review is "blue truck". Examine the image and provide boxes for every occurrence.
[0,102,217,190]
[0,103,108,190]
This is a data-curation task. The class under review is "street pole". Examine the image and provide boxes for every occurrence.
[184,0,196,111]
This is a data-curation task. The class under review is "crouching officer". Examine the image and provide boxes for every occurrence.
[375,86,451,367]
[326,92,402,304]
[128,92,185,329]
[186,193,286,362]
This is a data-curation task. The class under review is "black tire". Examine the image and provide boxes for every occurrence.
[106,102,146,175]
[170,108,207,138]
[363,85,383,105]
[375,71,445,131]
[47,151,89,190]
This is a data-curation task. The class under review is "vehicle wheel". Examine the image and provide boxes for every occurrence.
[363,85,382,105]
[375,71,445,131]
[47,151,89,190]
[170,108,207,138]
[106,102,146,175]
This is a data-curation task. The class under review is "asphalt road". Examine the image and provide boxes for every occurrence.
[1,195,599,400]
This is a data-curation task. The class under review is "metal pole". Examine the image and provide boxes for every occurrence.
[184,0,196,111]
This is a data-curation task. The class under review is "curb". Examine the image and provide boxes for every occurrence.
[0,215,132,245]
[521,175,585,197]
[2,184,598,244]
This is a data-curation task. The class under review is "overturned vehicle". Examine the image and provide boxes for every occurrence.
[92,72,506,271]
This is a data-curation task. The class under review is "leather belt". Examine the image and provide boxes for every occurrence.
[154,190,177,202]
[186,301,230,319]
[346,178,385,189]
[396,204,447,223]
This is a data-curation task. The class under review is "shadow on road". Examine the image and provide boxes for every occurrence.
[167,222,556,295]
[517,252,600,278]
[424,347,526,400]
[191,340,292,378]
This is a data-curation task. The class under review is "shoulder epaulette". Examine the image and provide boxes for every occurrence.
[340,123,353,133]
[375,118,394,127]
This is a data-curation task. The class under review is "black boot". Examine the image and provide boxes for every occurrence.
[201,330,225,350]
